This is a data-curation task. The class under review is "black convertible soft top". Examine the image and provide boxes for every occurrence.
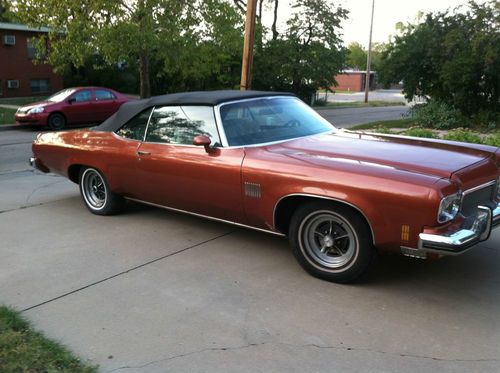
[94,90,295,132]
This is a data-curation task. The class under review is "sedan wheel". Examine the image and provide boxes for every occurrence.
[47,113,66,130]
[79,167,125,215]
[289,202,375,283]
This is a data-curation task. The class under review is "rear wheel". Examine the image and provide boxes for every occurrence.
[289,201,375,283]
[79,167,125,215]
[47,113,66,130]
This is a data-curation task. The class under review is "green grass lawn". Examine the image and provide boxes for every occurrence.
[0,107,16,125]
[0,96,48,106]
[0,306,97,372]
[350,118,500,147]
[315,101,406,109]
[351,118,416,130]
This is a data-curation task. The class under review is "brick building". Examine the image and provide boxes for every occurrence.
[0,22,63,98]
[332,70,376,92]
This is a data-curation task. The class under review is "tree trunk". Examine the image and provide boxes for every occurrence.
[272,0,279,40]
[139,52,151,98]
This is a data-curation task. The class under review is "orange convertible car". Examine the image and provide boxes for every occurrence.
[31,91,500,282]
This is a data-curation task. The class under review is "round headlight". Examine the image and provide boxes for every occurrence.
[438,191,462,223]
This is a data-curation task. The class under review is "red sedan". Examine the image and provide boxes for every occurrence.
[15,87,131,130]
[30,90,500,283]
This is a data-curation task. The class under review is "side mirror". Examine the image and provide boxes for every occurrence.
[193,135,212,153]
[67,97,76,104]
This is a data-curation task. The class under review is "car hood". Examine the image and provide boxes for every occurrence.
[267,131,495,179]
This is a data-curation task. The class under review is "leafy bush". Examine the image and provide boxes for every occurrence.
[484,133,500,147]
[313,98,328,106]
[443,129,482,144]
[378,2,499,117]
[409,101,464,129]
[404,127,438,138]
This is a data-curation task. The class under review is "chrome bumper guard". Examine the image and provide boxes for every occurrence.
[418,204,499,256]
[29,156,49,173]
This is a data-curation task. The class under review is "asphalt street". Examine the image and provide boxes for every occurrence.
[0,108,499,372]
[317,105,409,128]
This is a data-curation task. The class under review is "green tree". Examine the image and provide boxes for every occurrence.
[0,0,17,22]
[346,42,367,69]
[379,1,499,118]
[345,42,386,71]
[15,0,201,98]
[253,0,348,100]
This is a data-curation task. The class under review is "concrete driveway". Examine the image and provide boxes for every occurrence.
[1,127,499,372]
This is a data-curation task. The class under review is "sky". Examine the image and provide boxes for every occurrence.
[262,0,490,47]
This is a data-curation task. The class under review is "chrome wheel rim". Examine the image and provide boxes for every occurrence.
[299,211,357,269]
[82,169,106,210]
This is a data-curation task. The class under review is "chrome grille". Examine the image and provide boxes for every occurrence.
[461,183,495,216]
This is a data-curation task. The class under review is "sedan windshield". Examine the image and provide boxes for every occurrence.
[219,97,334,146]
[46,88,76,102]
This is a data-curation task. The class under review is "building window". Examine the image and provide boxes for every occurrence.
[30,79,50,94]
[26,37,47,60]
[7,80,20,89]
[3,35,16,46]
[27,38,36,59]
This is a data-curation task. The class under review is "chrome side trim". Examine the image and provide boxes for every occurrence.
[272,193,376,244]
[142,106,156,142]
[462,180,496,196]
[213,102,230,147]
[124,197,285,237]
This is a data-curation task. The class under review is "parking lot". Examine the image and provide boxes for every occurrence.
[1,124,499,372]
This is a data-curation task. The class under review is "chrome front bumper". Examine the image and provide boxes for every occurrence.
[417,204,500,256]
[29,156,49,173]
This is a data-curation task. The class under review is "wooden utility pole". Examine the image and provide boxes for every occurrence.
[364,0,375,103]
[240,0,257,90]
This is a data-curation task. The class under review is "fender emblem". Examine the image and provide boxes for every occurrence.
[244,182,261,198]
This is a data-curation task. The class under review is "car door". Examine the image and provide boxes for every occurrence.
[107,107,153,198]
[93,89,120,122]
[64,89,94,124]
[134,105,246,223]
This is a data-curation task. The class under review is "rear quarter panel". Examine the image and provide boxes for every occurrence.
[32,131,138,192]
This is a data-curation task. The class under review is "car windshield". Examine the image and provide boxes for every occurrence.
[46,88,76,102]
[219,97,334,146]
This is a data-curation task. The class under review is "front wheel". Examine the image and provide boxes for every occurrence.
[289,202,376,283]
[47,113,66,130]
[79,167,125,215]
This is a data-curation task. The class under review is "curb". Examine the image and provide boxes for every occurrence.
[0,124,19,131]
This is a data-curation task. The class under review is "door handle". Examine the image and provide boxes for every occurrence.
[137,150,151,156]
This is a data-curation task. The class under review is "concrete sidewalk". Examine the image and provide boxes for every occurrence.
[0,103,20,109]
[1,169,499,372]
